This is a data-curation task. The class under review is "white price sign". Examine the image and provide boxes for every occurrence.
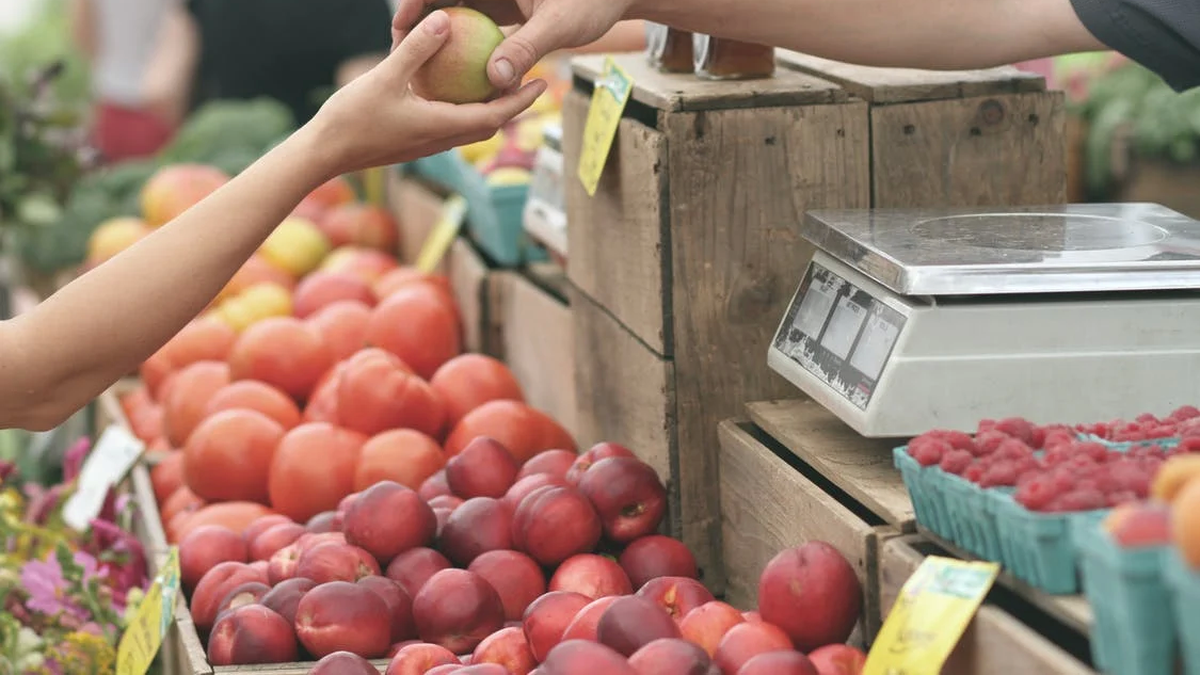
[62,425,144,531]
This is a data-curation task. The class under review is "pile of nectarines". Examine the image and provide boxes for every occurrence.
[176,437,867,674]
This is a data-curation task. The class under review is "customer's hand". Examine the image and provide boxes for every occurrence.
[307,9,547,177]
[391,0,633,91]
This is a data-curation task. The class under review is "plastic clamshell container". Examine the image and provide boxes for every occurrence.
[1166,550,1200,675]
[1076,520,1176,675]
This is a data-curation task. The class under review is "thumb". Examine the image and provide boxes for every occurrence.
[487,12,566,89]
[387,10,452,81]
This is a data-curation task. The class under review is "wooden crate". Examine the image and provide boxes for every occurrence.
[489,264,578,437]
[445,237,495,355]
[718,418,890,646]
[386,170,448,266]
[563,53,872,594]
[776,51,1067,206]
[878,535,1097,674]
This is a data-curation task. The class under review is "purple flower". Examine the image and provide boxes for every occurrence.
[20,556,84,620]
[62,437,92,483]
[89,519,149,593]
[0,459,15,483]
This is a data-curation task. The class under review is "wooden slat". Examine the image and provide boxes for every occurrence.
[562,89,671,355]
[493,270,578,436]
[445,237,491,354]
[777,50,1045,104]
[877,536,1097,674]
[869,92,1067,207]
[570,53,847,113]
[718,419,875,620]
[747,399,914,527]
[388,172,449,268]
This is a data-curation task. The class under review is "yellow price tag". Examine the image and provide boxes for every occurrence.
[863,556,999,675]
[577,57,634,197]
[363,167,386,207]
[415,194,468,274]
[117,547,181,675]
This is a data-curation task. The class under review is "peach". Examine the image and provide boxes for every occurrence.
[260,577,316,625]
[207,604,298,665]
[521,591,592,661]
[249,522,308,561]
[757,542,861,651]
[344,481,438,562]
[628,638,717,675]
[267,543,302,585]
[430,494,465,510]
[318,203,400,252]
[636,576,715,622]
[296,542,381,583]
[338,492,361,514]
[680,601,746,656]
[410,7,505,104]
[420,470,454,500]
[549,554,633,600]
[386,547,453,597]
[191,561,269,633]
[446,437,520,498]
[1175,477,1200,568]
[619,535,698,589]
[440,497,515,566]
[214,581,271,621]
[1151,454,1200,503]
[310,651,380,674]
[322,246,400,282]
[560,596,620,643]
[306,511,342,533]
[473,626,537,674]
[807,644,867,675]
[456,665,508,675]
[565,442,635,485]
[243,514,294,545]
[385,643,460,675]
[597,596,682,657]
[298,531,348,553]
[511,486,602,566]
[579,457,667,543]
[359,575,417,643]
[180,525,247,591]
[743,612,762,623]
[714,622,794,674]
[1103,501,1172,547]
[434,507,453,537]
[540,640,637,675]
[519,449,578,481]
[426,666,463,675]
[249,560,269,576]
[740,651,820,675]
[292,271,376,319]
[503,474,569,511]
[295,581,393,658]
[413,569,507,653]
[467,550,546,621]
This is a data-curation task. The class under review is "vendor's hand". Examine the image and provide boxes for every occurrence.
[391,0,633,91]
[307,9,547,177]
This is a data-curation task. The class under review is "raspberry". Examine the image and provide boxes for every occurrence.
[1171,405,1200,422]
[1075,442,1111,463]
[973,430,1010,457]
[963,464,985,483]
[1106,491,1138,507]
[979,461,1019,488]
[909,437,950,467]
[1178,437,1200,453]
[994,417,1036,445]
[925,429,977,453]
[976,419,997,435]
[995,438,1034,461]
[1049,471,1077,493]
[1015,478,1058,511]
[1136,413,1159,424]
[1047,488,1106,513]
[938,449,974,475]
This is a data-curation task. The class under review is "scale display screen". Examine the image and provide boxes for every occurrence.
[773,261,907,409]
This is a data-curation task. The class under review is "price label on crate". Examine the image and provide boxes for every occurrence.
[62,425,144,531]
[577,57,633,197]
[863,556,1000,675]
[415,193,468,273]
[116,547,181,675]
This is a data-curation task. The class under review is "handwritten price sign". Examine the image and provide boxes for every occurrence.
[863,556,999,675]
[577,57,634,197]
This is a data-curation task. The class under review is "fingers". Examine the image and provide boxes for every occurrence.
[386,10,453,82]
[487,13,568,89]
[437,78,548,135]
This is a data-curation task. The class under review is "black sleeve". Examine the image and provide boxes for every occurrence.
[328,0,394,61]
[1070,0,1200,91]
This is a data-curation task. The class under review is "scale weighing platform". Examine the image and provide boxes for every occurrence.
[767,203,1200,438]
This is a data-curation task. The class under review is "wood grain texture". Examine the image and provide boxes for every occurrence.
[746,399,914,527]
[870,92,1068,207]
[664,101,871,597]
[718,420,874,619]
[494,270,578,436]
[877,536,1097,674]
[562,89,671,354]
[571,53,847,112]
[568,282,674,499]
[445,238,491,354]
[776,50,1045,104]
[387,172,449,267]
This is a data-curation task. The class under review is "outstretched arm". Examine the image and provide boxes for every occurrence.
[0,10,546,432]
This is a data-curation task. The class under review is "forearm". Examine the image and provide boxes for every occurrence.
[568,20,647,54]
[631,0,1105,70]
[0,128,330,430]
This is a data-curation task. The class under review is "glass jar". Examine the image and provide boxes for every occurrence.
[646,22,695,73]
[693,34,775,80]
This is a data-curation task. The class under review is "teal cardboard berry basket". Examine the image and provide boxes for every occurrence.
[1166,549,1200,675]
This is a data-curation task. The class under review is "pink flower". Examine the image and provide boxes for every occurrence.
[20,556,85,620]
[62,436,92,483]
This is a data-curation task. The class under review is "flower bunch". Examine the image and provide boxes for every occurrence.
[0,437,152,675]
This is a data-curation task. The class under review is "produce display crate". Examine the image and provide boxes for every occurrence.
[1076,520,1175,675]
[1167,550,1200,675]
[876,535,1097,674]
[775,51,1067,207]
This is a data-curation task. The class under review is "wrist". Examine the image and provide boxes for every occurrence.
[284,119,345,187]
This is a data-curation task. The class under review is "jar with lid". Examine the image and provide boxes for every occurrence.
[646,22,695,73]
[693,34,775,80]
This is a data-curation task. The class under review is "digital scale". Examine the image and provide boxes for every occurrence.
[767,203,1200,438]
[523,122,567,262]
